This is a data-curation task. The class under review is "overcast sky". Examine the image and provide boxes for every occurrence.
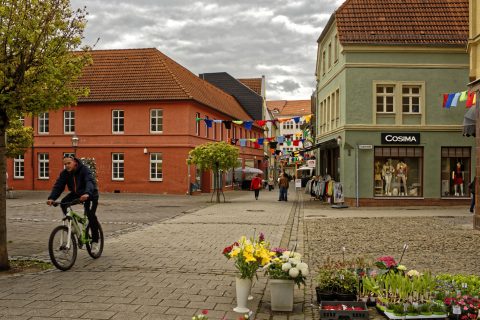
[71,0,344,100]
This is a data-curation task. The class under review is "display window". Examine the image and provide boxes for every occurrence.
[440,147,471,197]
[374,147,423,197]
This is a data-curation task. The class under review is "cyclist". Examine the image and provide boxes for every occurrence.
[47,155,100,247]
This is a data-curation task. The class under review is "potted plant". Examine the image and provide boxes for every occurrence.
[264,249,308,311]
[315,267,338,303]
[335,268,358,301]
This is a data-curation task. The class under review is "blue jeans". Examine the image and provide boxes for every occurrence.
[470,192,475,213]
[279,187,288,201]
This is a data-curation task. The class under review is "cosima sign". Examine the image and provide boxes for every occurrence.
[381,133,420,145]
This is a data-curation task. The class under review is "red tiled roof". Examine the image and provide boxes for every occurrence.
[238,78,262,95]
[76,48,253,120]
[334,0,468,45]
[266,100,311,117]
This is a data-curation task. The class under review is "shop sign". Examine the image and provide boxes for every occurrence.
[381,133,420,145]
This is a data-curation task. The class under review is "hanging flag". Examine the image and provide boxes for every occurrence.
[292,116,301,124]
[223,120,232,130]
[442,94,449,108]
[473,92,477,105]
[243,121,253,130]
[293,140,300,146]
[450,92,461,107]
[230,138,238,145]
[445,93,455,109]
[254,142,260,149]
[459,91,468,102]
[232,120,243,125]
[466,91,475,108]
[256,120,267,126]
[278,118,289,123]
[204,119,213,128]
[304,115,312,123]
[277,136,284,143]
[239,139,246,147]
[213,119,223,123]
[286,140,292,146]
[258,138,264,145]
[196,117,202,122]
[269,142,278,149]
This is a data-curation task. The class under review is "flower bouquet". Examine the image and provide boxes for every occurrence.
[263,249,309,287]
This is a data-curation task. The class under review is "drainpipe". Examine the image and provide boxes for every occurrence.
[355,144,359,207]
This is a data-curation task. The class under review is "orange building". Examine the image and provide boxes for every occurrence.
[7,48,264,194]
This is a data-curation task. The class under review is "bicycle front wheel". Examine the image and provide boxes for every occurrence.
[48,225,77,271]
[86,223,104,259]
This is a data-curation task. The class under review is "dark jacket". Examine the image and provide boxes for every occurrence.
[48,158,99,201]
[469,178,476,194]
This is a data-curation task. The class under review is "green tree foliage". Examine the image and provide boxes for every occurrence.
[0,0,91,271]
[187,142,240,202]
[6,118,33,158]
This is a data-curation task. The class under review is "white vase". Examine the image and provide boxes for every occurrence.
[233,277,252,313]
[270,279,295,311]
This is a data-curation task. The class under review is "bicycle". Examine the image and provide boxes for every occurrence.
[48,199,104,271]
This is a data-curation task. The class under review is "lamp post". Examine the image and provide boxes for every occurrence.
[71,134,79,156]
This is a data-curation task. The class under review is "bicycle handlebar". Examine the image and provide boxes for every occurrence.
[51,199,82,207]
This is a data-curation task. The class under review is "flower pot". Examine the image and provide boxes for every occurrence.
[315,287,335,303]
[233,277,252,313]
[336,293,357,301]
[269,279,295,311]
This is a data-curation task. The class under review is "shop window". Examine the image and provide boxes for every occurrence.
[374,147,423,197]
[441,147,471,197]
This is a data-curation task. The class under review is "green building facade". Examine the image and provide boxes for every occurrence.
[315,3,473,206]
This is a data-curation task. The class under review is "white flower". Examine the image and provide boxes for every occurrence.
[282,262,292,272]
[289,258,301,265]
[289,267,299,278]
[297,262,309,274]
[301,268,309,276]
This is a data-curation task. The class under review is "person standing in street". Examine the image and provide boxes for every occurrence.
[278,173,289,201]
[469,177,476,213]
[250,174,263,200]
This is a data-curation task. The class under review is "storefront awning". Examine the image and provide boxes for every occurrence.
[463,105,476,137]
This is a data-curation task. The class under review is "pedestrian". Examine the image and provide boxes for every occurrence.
[46,155,100,247]
[469,177,476,213]
[278,173,290,201]
[250,174,262,200]
[268,175,274,191]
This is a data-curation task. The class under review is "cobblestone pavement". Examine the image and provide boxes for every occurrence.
[1,188,479,320]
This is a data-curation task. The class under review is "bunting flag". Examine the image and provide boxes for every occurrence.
[243,121,253,130]
[230,138,238,145]
[256,120,267,126]
[204,119,213,128]
[442,91,477,109]
[304,114,312,123]
[223,120,232,130]
[276,136,285,143]
[258,138,264,145]
[451,92,461,107]
[232,120,243,125]
[239,139,246,147]
[292,116,301,123]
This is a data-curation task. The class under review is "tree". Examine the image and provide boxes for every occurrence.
[6,118,33,158]
[187,141,240,203]
[0,0,91,271]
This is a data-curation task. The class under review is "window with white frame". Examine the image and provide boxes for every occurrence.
[112,110,124,133]
[38,153,49,179]
[402,86,421,113]
[112,153,124,180]
[150,153,163,181]
[195,112,200,136]
[64,110,75,134]
[376,85,395,113]
[14,155,24,179]
[150,109,163,133]
[39,113,49,133]
[283,121,294,130]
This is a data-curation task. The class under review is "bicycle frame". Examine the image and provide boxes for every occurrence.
[62,206,90,249]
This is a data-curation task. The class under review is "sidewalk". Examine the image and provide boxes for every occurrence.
[0,187,303,320]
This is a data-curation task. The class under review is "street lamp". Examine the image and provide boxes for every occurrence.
[71,134,79,156]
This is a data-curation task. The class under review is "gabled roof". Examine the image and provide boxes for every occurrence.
[75,48,253,121]
[238,78,262,96]
[199,72,264,120]
[266,100,311,118]
[330,0,468,46]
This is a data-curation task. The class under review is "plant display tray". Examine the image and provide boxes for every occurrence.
[320,301,369,320]
[382,310,447,319]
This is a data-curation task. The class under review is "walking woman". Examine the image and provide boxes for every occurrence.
[250,174,263,200]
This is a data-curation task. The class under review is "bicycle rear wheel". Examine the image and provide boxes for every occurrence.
[48,225,77,271]
[86,223,104,259]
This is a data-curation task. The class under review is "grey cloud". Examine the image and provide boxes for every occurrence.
[71,0,339,100]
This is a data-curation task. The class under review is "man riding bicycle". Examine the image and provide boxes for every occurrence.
[47,155,100,246]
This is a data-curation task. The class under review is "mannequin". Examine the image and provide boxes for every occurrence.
[396,160,408,196]
[374,161,383,194]
[382,159,395,196]
[452,162,464,196]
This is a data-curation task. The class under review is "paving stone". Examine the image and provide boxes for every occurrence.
[81,310,116,319]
